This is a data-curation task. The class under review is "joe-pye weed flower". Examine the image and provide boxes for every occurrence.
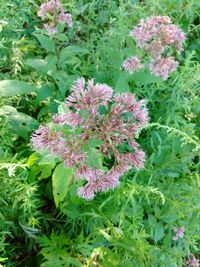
[123,16,185,80]
[31,78,148,199]
[38,0,72,35]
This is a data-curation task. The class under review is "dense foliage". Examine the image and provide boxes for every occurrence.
[0,0,199,266]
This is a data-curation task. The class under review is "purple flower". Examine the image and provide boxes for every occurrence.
[186,254,199,267]
[172,226,185,241]
[130,16,185,56]
[149,57,179,80]
[58,11,73,27]
[31,78,148,200]
[44,23,57,35]
[38,0,73,35]
[124,16,185,80]
[122,56,143,74]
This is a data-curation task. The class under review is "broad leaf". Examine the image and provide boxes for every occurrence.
[0,105,39,139]
[26,59,48,73]
[49,71,69,96]
[26,56,57,76]
[52,163,74,207]
[154,223,164,242]
[0,80,38,97]
[34,85,55,107]
[33,33,55,52]
[59,46,88,67]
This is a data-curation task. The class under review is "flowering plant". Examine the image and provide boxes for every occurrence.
[186,254,199,267]
[122,16,185,80]
[38,0,72,35]
[172,226,185,241]
[31,78,148,200]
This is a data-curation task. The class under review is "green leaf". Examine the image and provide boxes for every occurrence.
[115,72,130,92]
[83,138,103,151]
[0,105,17,115]
[88,138,103,148]
[26,59,48,74]
[0,105,39,139]
[38,154,58,165]
[39,164,56,180]
[109,48,123,68]
[98,105,108,115]
[26,56,57,76]
[118,141,135,153]
[34,85,54,107]
[58,102,70,115]
[46,55,58,73]
[33,33,55,52]
[9,112,39,139]
[55,33,68,42]
[52,163,74,207]
[99,229,112,241]
[27,153,40,166]
[49,71,73,96]
[85,148,107,171]
[85,149,100,168]
[59,46,88,67]
[160,213,177,223]
[133,70,161,84]
[60,46,88,58]
[0,80,38,97]
[154,223,164,242]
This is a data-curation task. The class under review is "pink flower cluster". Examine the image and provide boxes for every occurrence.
[122,16,185,80]
[38,0,72,35]
[186,254,199,267]
[172,226,185,241]
[122,56,143,74]
[149,57,179,81]
[31,78,148,200]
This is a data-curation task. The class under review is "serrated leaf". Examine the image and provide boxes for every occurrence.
[33,33,55,52]
[52,163,74,207]
[0,80,38,97]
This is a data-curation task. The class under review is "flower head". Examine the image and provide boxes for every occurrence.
[31,78,148,200]
[172,226,185,241]
[149,57,179,80]
[38,0,72,35]
[186,254,199,267]
[122,56,143,74]
[123,16,185,80]
[130,16,185,57]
